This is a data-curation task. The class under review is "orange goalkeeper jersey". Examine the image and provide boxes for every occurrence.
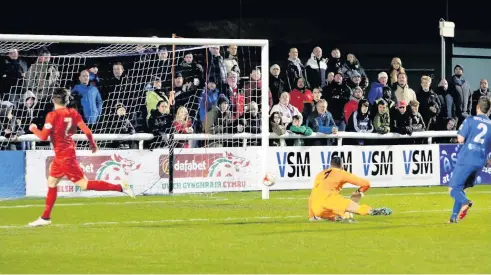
[310,168,370,198]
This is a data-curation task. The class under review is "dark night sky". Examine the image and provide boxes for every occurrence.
[0,0,487,41]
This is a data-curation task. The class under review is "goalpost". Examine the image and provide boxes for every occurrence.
[0,34,271,200]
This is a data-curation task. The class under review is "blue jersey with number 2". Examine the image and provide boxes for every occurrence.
[457,114,491,167]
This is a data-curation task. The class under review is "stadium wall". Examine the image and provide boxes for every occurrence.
[7,144,487,198]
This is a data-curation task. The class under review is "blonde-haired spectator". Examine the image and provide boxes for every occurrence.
[173,106,193,148]
[394,72,417,104]
[389,57,405,86]
[416,75,441,125]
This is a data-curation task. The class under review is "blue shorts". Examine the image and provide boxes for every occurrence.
[448,164,481,189]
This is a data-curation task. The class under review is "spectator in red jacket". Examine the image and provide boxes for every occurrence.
[289,76,311,113]
[344,86,364,124]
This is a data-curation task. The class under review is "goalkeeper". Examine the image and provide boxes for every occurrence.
[308,156,392,221]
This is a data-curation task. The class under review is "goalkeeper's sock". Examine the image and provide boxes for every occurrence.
[355,204,372,215]
[87,180,123,192]
[41,187,57,220]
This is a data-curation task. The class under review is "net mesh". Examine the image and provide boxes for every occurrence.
[0,40,265,197]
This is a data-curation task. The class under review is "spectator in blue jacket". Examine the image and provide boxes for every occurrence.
[199,78,220,129]
[368,72,389,105]
[307,99,337,133]
[72,70,102,125]
[306,99,337,145]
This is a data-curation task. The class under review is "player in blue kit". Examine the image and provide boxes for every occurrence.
[448,96,491,223]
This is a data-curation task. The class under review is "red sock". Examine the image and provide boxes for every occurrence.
[87,180,122,192]
[41,187,58,220]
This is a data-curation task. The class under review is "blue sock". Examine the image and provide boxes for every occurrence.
[451,200,462,220]
[450,188,469,205]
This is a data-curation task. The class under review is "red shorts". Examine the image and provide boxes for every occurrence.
[49,157,85,183]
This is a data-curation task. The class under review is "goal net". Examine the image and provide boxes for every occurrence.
[0,34,270,200]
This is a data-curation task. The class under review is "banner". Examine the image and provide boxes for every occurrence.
[25,144,442,197]
[0,151,25,198]
[26,150,158,197]
[153,147,264,194]
[25,147,265,197]
[439,144,491,186]
[269,144,441,190]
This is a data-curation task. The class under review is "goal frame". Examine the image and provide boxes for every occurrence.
[0,33,271,199]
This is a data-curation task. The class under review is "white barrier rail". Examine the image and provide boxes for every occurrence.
[168,131,458,147]
[0,134,154,150]
[0,131,458,149]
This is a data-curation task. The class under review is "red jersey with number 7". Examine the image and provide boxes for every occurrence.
[43,108,84,159]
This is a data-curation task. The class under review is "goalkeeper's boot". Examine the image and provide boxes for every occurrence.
[120,180,136,199]
[458,200,473,220]
[369,207,392,216]
[28,217,52,227]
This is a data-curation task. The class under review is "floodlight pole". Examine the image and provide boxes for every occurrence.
[439,19,455,80]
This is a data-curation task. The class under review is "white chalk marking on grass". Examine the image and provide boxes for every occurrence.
[1,190,490,210]
[0,198,229,209]
[1,209,491,230]
[273,190,491,200]
[0,215,304,229]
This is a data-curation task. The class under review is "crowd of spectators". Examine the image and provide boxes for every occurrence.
[1,45,490,150]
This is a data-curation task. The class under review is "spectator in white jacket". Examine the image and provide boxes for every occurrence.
[270,92,300,127]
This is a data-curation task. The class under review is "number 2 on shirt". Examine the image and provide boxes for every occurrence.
[473,123,488,144]
[64,117,72,137]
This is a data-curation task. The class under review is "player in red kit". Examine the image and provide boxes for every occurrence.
[28,88,135,227]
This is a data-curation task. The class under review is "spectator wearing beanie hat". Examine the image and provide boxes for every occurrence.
[449,64,472,127]
[367,71,389,105]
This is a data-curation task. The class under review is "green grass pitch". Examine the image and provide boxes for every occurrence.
[0,186,490,274]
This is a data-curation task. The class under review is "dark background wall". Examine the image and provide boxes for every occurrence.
[0,0,489,88]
